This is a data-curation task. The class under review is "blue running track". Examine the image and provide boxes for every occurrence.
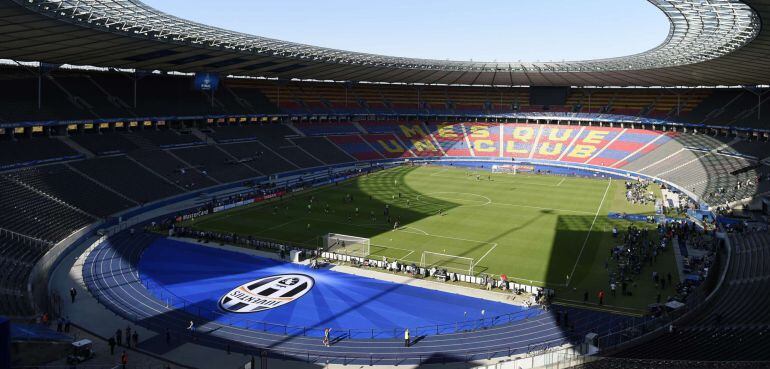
[82,230,641,365]
[138,238,534,337]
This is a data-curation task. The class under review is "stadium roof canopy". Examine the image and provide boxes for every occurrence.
[0,0,768,86]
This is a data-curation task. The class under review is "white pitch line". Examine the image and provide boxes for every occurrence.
[554,178,566,187]
[488,202,594,215]
[255,217,306,234]
[473,243,498,268]
[567,178,612,286]
[429,168,449,177]
[398,250,415,261]
[402,226,429,235]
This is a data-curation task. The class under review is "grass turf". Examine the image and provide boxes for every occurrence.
[182,165,679,312]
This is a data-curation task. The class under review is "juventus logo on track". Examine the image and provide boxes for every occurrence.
[218,274,315,313]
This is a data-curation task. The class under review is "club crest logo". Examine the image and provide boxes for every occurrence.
[219,274,314,313]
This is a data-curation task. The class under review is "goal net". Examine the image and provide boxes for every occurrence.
[323,233,370,258]
[492,164,535,175]
[420,251,474,275]
[491,165,518,174]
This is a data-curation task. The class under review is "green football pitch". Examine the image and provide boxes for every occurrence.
[182,165,679,311]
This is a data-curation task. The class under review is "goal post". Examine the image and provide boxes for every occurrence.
[322,233,370,258]
[420,251,474,275]
[491,164,517,174]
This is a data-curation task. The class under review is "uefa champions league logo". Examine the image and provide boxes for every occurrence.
[201,74,212,90]
[219,274,314,313]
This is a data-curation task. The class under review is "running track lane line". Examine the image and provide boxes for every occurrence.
[83,235,587,354]
[84,231,637,360]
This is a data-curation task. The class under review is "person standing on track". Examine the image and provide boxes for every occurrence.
[120,351,128,369]
[323,328,330,347]
[404,328,410,347]
[187,320,196,341]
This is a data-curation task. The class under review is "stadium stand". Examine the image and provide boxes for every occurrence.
[130,129,203,148]
[0,175,92,242]
[0,138,80,170]
[609,232,770,362]
[0,234,47,317]
[4,165,134,217]
[170,145,260,183]
[216,141,298,174]
[289,137,355,165]
[293,121,361,136]
[69,156,182,204]
[3,1,770,366]
[326,135,386,160]
[128,149,218,190]
[69,133,139,155]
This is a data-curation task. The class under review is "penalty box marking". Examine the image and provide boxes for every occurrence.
[305,218,499,265]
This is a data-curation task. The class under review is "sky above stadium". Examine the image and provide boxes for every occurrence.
[143,0,669,63]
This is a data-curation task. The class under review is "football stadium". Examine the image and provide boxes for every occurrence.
[1,0,770,368]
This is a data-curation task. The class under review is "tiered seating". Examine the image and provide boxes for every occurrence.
[0,176,93,242]
[218,141,298,174]
[637,148,706,178]
[359,134,413,158]
[0,73,94,122]
[623,133,760,204]
[132,75,218,117]
[673,133,736,153]
[289,137,354,165]
[0,138,80,169]
[0,234,48,317]
[697,156,761,205]
[5,165,134,217]
[53,73,130,119]
[326,135,384,161]
[293,122,360,136]
[587,130,671,168]
[349,84,389,114]
[560,89,712,118]
[619,138,683,172]
[427,123,472,156]
[615,232,770,361]
[132,130,202,148]
[224,82,281,115]
[360,121,443,157]
[128,149,217,191]
[466,123,502,157]
[70,156,182,204]
[212,124,324,168]
[731,140,770,159]
[170,146,259,183]
[560,127,625,164]
[207,125,266,143]
[70,133,138,155]
[530,126,584,161]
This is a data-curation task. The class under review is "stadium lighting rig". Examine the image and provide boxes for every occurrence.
[17,0,760,73]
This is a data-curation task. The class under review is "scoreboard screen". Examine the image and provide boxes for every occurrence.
[193,72,220,91]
